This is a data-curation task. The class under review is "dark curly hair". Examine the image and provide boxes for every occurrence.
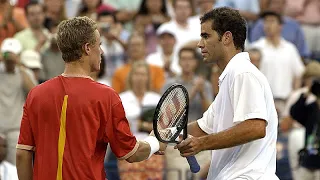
[200,7,247,51]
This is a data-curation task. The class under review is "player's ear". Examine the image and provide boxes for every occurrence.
[83,43,91,55]
[222,31,233,46]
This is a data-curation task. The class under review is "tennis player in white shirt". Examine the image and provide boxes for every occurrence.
[175,7,279,180]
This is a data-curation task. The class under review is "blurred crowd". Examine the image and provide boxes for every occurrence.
[0,0,320,179]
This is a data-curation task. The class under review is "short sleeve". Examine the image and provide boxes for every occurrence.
[16,94,35,151]
[291,46,305,77]
[230,72,268,124]
[197,103,214,134]
[104,95,138,160]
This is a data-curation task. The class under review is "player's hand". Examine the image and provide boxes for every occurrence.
[174,135,203,157]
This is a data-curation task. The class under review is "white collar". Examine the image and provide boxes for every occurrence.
[218,52,250,83]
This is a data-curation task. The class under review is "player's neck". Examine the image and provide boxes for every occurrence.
[63,61,91,78]
[218,49,242,70]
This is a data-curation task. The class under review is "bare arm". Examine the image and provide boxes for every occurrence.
[177,119,266,156]
[126,141,151,163]
[20,67,37,92]
[187,121,208,137]
[16,149,33,180]
[126,137,167,163]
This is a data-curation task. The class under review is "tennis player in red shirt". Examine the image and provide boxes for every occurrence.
[15,16,166,180]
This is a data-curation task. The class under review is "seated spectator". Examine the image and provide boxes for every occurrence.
[157,0,200,74]
[146,27,177,77]
[161,47,212,180]
[97,10,127,80]
[0,134,18,180]
[118,61,164,180]
[0,38,36,165]
[250,0,310,58]
[112,33,165,93]
[280,61,320,180]
[289,78,320,180]
[134,0,170,54]
[214,0,260,22]
[40,21,64,81]
[77,0,115,21]
[251,11,305,117]
[43,0,67,29]
[0,0,28,45]
[14,1,51,53]
[103,0,142,32]
[20,50,43,83]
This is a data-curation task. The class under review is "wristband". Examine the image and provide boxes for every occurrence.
[143,136,160,159]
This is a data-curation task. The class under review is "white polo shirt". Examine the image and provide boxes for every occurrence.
[251,38,305,99]
[197,52,279,180]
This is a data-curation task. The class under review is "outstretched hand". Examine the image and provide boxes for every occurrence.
[149,130,167,155]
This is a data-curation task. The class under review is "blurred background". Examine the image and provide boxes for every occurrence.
[0,0,320,179]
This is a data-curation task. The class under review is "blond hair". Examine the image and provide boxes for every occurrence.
[57,16,97,62]
[126,61,151,91]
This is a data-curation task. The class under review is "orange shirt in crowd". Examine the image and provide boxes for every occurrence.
[17,76,138,180]
[112,63,165,93]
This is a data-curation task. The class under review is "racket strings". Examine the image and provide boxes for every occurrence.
[156,88,187,141]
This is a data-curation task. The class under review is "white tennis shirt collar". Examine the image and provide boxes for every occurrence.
[218,52,250,84]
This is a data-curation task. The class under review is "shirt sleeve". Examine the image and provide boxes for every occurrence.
[104,93,138,160]
[197,103,214,134]
[230,72,268,124]
[291,46,305,78]
[16,92,35,151]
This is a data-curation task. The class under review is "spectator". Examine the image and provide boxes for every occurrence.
[43,0,67,29]
[104,0,142,32]
[20,49,43,83]
[248,48,262,69]
[0,134,18,180]
[118,61,164,180]
[14,1,50,53]
[0,38,36,165]
[40,21,64,81]
[251,11,305,117]
[0,0,28,45]
[134,0,170,54]
[214,0,260,21]
[280,61,320,180]
[157,0,200,74]
[112,33,165,93]
[146,27,177,77]
[77,0,115,21]
[162,47,212,180]
[250,0,310,58]
[97,10,127,80]
[289,78,320,180]
[285,0,320,60]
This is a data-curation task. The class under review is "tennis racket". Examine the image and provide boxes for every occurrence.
[153,83,200,173]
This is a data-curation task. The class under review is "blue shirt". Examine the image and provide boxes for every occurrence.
[215,0,260,14]
[250,17,310,57]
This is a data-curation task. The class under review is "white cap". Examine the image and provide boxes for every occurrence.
[21,50,42,69]
[1,38,22,55]
[156,24,176,37]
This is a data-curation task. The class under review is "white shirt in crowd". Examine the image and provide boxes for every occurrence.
[0,161,18,180]
[119,91,161,140]
[251,38,305,99]
[197,52,279,180]
[157,20,200,74]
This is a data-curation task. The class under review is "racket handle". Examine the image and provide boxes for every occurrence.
[186,155,200,173]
